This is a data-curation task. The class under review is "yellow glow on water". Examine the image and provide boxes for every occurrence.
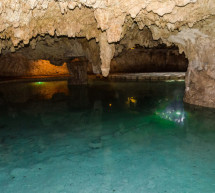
[129,97,137,104]
[126,97,137,108]
[31,81,69,99]
[109,103,112,107]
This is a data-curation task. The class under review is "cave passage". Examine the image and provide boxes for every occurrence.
[0,41,188,82]
[110,45,188,73]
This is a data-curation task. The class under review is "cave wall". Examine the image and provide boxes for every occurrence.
[0,54,69,77]
[110,47,188,73]
[0,41,188,76]
[0,36,100,76]
[0,0,215,107]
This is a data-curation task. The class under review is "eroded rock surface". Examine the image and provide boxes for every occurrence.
[110,46,188,73]
[0,0,214,107]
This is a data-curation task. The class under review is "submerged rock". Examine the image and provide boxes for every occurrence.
[89,138,102,149]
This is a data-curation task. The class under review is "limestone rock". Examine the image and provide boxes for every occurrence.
[0,0,214,107]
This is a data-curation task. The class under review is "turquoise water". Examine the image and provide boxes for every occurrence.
[0,80,215,193]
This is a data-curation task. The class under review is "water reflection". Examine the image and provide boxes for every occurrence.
[156,98,186,124]
[0,80,187,123]
[126,97,137,109]
[0,81,69,103]
[1,80,215,193]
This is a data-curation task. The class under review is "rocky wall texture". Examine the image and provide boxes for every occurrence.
[0,0,215,107]
[110,47,188,73]
[0,54,70,77]
[0,36,101,76]
[0,44,188,76]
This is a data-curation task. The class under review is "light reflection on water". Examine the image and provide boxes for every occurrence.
[0,81,69,102]
[0,80,215,193]
[156,98,186,124]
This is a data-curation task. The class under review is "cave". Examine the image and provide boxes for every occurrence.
[0,1,215,193]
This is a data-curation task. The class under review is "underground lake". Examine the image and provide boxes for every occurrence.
[0,80,215,193]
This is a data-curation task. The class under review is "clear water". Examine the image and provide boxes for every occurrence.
[0,80,215,193]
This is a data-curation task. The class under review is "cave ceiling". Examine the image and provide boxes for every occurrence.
[0,0,214,76]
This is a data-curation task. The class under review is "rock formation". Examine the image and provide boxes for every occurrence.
[110,46,188,73]
[0,0,214,107]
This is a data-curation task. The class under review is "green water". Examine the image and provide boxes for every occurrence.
[0,80,215,193]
